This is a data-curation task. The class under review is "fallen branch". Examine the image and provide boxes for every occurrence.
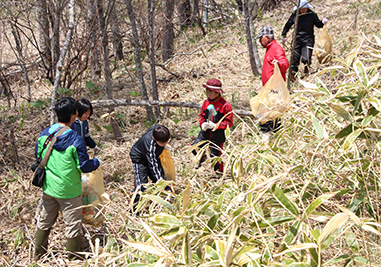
[91,99,253,117]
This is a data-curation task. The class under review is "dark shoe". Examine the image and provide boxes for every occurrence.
[290,74,296,82]
[196,153,207,169]
[34,228,51,260]
[66,236,82,260]
[304,65,309,74]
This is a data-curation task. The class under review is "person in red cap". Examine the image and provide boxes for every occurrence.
[192,78,233,172]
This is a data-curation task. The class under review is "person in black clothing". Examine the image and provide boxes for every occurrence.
[281,0,327,80]
[130,125,170,211]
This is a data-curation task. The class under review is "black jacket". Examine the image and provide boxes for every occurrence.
[282,9,324,41]
[130,125,165,180]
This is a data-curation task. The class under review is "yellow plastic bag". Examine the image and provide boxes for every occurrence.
[315,25,332,64]
[81,167,108,227]
[250,64,291,124]
[160,148,176,182]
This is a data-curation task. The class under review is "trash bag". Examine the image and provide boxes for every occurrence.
[250,63,291,124]
[315,25,332,64]
[81,167,109,227]
[160,147,176,182]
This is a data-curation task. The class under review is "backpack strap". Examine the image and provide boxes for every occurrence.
[39,126,70,168]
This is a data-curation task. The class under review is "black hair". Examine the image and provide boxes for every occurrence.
[54,97,77,123]
[77,98,93,118]
[153,125,170,143]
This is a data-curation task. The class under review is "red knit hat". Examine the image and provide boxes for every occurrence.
[203,78,224,93]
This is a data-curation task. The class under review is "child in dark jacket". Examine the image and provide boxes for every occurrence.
[71,98,100,153]
[192,79,233,172]
[130,125,171,210]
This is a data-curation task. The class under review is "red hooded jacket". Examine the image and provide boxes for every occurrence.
[261,39,289,86]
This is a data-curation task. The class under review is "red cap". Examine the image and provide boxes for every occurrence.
[203,78,224,93]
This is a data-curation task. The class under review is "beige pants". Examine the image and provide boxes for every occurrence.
[37,193,82,238]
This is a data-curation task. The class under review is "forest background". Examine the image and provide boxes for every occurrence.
[0,0,381,266]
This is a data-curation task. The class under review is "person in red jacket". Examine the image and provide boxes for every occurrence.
[192,79,233,172]
[255,26,289,134]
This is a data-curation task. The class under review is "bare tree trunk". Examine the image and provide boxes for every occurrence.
[10,23,32,102]
[110,7,124,61]
[243,0,261,76]
[125,0,154,121]
[162,0,175,62]
[35,0,52,80]
[97,0,122,140]
[191,0,199,24]
[52,0,62,80]
[148,0,160,118]
[87,0,101,80]
[50,0,75,125]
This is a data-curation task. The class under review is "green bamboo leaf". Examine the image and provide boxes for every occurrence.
[362,115,373,127]
[347,42,362,66]
[143,195,173,211]
[304,234,318,266]
[368,97,381,112]
[336,123,357,139]
[353,89,366,115]
[354,256,369,264]
[151,214,182,229]
[353,58,368,87]
[283,220,301,245]
[343,128,362,150]
[312,116,327,139]
[273,243,318,257]
[182,232,192,264]
[205,245,219,261]
[271,185,299,217]
[304,192,338,218]
[318,213,348,244]
[327,103,351,121]
[258,153,282,166]
[231,157,244,185]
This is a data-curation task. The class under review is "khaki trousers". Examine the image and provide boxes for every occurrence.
[37,193,82,238]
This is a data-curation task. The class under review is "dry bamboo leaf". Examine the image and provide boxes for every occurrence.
[318,213,349,244]
[273,243,318,257]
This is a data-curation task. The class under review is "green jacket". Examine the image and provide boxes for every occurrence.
[35,123,100,199]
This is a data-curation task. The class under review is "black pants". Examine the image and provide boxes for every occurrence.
[291,37,314,74]
[192,130,224,172]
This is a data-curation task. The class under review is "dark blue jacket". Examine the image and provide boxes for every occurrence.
[71,119,96,148]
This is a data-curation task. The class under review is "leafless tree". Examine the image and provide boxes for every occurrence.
[87,0,101,80]
[96,0,122,140]
[125,0,154,121]
[110,6,124,62]
[162,0,175,62]
[50,0,76,125]
[242,0,261,76]
[148,0,160,118]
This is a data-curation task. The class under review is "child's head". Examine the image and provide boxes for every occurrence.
[55,97,77,123]
[77,98,93,121]
[203,79,224,100]
[153,125,170,147]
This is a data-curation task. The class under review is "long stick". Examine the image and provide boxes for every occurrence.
[91,99,253,117]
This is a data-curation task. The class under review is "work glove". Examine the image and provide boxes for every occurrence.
[322,18,328,24]
[94,145,101,155]
[201,121,216,131]
[280,36,286,45]
[206,121,216,130]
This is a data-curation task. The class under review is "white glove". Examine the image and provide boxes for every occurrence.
[280,36,286,45]
[322,18,328,24]
[206,121,216,130]
[97,158,102,167]
[201,122,209,131]
[94,145,101,154]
